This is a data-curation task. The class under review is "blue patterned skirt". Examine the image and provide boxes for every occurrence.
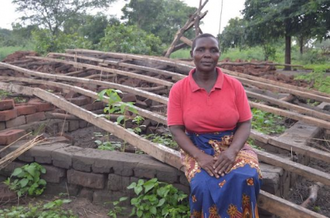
[181,131,262,218]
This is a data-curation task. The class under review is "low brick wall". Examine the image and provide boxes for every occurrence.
[0,141,189,205]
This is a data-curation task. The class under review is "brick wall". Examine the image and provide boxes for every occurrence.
[0,141,189,205]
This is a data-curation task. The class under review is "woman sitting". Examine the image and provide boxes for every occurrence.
[167,33,262,217]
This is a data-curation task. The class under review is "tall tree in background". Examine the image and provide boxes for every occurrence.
[243,0,330,69]
[12,0,117,36]
[219,18,247,52]
[121,0,196,44]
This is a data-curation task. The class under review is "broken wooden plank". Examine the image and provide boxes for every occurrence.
[0,62,168,105]
[26,56,174,87]
[256,149,330,186]
[250,130,330,164]
[247,91,330,122]
[258,190,328,218]
[250,101,330,130]
[49,53,185,81]
[0,76,167,125]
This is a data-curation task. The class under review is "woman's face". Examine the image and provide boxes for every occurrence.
[191,37,220,72]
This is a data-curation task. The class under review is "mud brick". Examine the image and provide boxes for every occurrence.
[16,105,37,116]
[82,102,106,111]
[68,120,80,132]
[26,112,46,123]
[0,122,5,131]
[122,93,137,103]
[0,129,26,145]
[107,174,130,191]
[0,100,14,111]
[79,120,87,128]
[66,96,90,106]
[6,116,26,128]
[67,169,105,189]
[0,109,17,121]
[41,165,65,183]
[135,100,148,109]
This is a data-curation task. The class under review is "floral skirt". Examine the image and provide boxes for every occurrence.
[182,131,262,218]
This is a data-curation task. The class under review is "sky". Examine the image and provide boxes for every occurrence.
[0,0,245,35]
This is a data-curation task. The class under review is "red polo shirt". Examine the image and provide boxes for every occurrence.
[167,67,252,133]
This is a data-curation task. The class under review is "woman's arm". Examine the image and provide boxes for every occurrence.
[213,119,251,176]
[169,125,218,177]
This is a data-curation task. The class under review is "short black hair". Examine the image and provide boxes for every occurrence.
[191,33,219,51]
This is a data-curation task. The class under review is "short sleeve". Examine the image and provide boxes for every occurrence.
[235,81,252,122]
[167,83,184,126]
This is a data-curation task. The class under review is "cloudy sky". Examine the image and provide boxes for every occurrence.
[0,0,245,35]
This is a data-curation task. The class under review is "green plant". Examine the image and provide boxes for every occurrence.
[145,134,178,149]
[0,199,77,217]
[251,108,286,135]
[95,140,122,151]
[4,162,47,197]
[107,197,128,218]
[295,69,330,94]
[131,115,145,134]
[247,138,264,150]
[97,89,138,126]
[0,89,10,100]
[127,178,190,218]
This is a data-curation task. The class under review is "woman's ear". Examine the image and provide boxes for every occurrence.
[190,50,193,58]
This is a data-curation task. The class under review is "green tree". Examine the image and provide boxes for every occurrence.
[121,0,196,44]
[63,13,120,45]
[243,0,330,69]
[12,0,117,36]
[32,29,93,54]
[219,18,247,52]
[98,24,163,55]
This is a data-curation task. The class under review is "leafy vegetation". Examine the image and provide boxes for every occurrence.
[0,199,76,218]
[145,133,178,149]
[251,108,286,135]
[127,178,189,218]
[99,24,163,55]
[295,68,330,94]
[4,163,47,197]
[107,197,129,218]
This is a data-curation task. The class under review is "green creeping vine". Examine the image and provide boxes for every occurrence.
[127,178,190,218]
[4,162,47,197]
[0,199,77,217]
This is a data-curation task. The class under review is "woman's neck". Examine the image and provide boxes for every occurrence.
[193,69,218,93]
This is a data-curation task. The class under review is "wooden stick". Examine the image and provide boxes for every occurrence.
[49,52,185,81]
[0,132,32,154]
[0,62,168,105]
[250,101,330,130]
[301,182,324,208]
[26,56,174,87]
[256,149,330,186]
[0,77,167,125]
[258,190,327,218]
[246,91,330,122]
[219,61,304,68]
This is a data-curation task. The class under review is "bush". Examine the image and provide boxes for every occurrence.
[31,29,93,54]
[99,24,163,55]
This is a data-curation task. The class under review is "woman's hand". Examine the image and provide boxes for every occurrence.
[196,152,218,177]
[213,149,237,177]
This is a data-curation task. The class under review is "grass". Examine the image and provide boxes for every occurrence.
[0,45,34,61]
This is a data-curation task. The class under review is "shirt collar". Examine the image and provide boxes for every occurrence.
[189,67,224,92]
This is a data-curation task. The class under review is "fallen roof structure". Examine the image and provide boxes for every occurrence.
[0,49,329,217]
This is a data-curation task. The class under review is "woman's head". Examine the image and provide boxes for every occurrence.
[190,33,220,72]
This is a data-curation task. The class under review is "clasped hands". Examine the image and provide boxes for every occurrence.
[196,150,237,178]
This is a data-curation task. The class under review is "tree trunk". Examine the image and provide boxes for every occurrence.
[299,36,304,55]
[284,35,291,71]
